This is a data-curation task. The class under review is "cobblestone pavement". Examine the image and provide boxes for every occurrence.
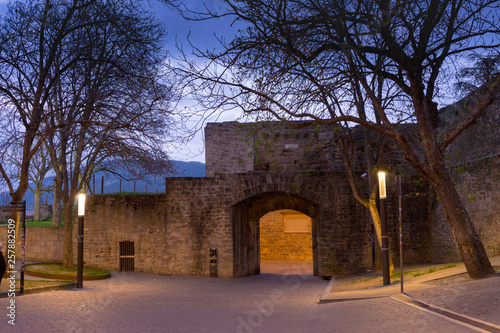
[410,273,500,326]
[0,271,485,332]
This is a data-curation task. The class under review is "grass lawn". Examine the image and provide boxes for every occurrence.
[391,263,457,279]
[0,220,66,227]
[0,279,72,292]
[26,263,110,277]
[331,262,462,292]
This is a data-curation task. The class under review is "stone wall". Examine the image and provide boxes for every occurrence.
[431,156,500,262]
[205,121,354,177]
[84,171,432,278]
[385,175,434,265]
[430,84,500,262]
[85,185,234,277]
[84,173,369,278]
[205,122,255,176]
[0,226,70,262]
[260,210,313,262]
[439,83,500,165]
[204,121,433,270]
[205,121,414,177]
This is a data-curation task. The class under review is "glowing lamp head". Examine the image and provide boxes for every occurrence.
[378,171,387,199]
[78,193,86,216]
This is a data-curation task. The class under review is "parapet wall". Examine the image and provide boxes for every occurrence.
[205,122,353,177]
[431,84,500,261]
[431,155,500,262]
[83,171,432,278]
[0,225,77,263]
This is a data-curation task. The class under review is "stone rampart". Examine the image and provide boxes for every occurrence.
[83,171,432,278]
[430,84,500,262]
[431,155,500,262]
[0,225,75,262]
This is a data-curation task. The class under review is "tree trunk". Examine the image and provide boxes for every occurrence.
[429,165,494,278]
[10,193,22,260]
[62,202,74,269]
[34,187,41,221]
[368,198,395,276]
[408,83,495,278]
[52,178,62,227]
[10,210,21,260]
[342,143,396,276]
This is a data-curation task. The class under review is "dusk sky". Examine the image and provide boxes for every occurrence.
[148,1,246,163]
[0,0,245,163]
[129,1,246,163]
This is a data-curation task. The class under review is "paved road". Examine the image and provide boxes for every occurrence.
[410,273,500,326]
[0,272,482,332]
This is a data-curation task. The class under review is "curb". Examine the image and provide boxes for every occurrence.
[25,270,111,281]
[391,293,500,333]
[319,277,336,301]
[0,282,78,298]
[319,296,386,304]
[319,267,498,303]
[318,265,500,331]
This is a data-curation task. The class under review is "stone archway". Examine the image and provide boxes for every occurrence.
[232,191,319,278]
[260,209,313,275]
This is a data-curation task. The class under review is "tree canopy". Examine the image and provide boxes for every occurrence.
[0,0,175,267]
[166,0,500,278]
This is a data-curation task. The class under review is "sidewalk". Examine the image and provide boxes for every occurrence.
[320,256,500,332]
[0,261,77,297]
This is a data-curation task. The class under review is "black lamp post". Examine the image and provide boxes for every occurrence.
[395,173,403,293]
[378,171,390,285]
[77,193,85,289]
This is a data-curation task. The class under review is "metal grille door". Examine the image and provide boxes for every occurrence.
[119,241,135,271]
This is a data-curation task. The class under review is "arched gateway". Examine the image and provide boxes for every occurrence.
[85,172,375,279]
[232,191,319,278]
[84,121,434,279]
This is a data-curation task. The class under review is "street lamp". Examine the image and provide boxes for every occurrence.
[77,193,86,289]
[378,171,390,285]
[395,173,403,293]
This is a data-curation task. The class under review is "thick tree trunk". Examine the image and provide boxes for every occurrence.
[52,178,62,227]
[52,198,62,227]
[344,163,395,275]
[429,165,494,278]
[407,80,494,279]
[10,193,22,260]
[368,198,395,276]
[62,202,74,269]
[342,140,396,276]
[33,187,41,221]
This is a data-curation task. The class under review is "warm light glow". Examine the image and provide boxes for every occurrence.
[78,193,86,216]
[378,171,387,199]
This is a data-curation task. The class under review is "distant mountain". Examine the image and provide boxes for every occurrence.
[170,161,205,178]
[0,160,205,214]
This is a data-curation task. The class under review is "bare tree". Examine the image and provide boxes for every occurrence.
[0,0,174,268]
[455,51,500,96]
[29,147,53,221]
[42,0,173,269]
[0,0,101,253]
[165,0,499,278]
[4,142,55,221]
